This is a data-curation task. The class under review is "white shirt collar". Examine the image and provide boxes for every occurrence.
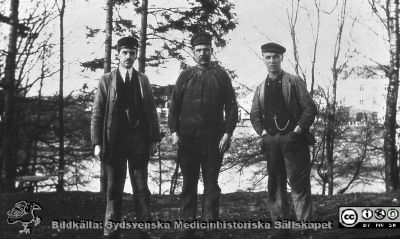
[119,67,133,82]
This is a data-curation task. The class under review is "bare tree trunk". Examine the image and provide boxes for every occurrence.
[310,0,321,97]
[320,125,327,195]
[326,0,347,195]
[138,0,148,73]
[0,106,2,191]
[170,148,180,195]
[158,142,162,195]
[30,47,46,193]
[100,0,114,193]
[170,161,179,195]
[286,0,307,84]
[104,0,113,73]
[56,0,66,192]
[287,0,301,78]
[2,0,20,193]
[19,136,33,191]
[383,0,400,191]
[326,103,335,195]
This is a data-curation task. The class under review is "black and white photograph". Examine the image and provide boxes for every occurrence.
[1,0,400,238]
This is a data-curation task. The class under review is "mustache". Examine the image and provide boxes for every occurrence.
[199,56,211,61]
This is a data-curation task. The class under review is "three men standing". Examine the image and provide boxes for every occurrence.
[91,35,316,238]
[168,32,238,226]
[250,43,317,223]
[91,36,160,239]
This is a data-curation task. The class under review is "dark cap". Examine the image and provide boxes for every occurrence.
[261,42,286,54]
[117,36,139,51]
[191,32,212,47]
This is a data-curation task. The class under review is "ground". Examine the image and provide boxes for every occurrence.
[1,191,400,239]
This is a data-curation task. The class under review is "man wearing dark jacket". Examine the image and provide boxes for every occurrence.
[250,43,317,225]
[91,36,160,239]
[168,32,238,228]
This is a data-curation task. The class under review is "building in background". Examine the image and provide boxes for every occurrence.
[337,66,387,126]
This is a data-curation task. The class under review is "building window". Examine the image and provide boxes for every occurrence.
[360,84,364,91]
[373,97,377,105]
[356,112,364,121]
[359,99,363,105]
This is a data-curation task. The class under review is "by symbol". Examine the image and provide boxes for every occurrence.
[362,209,373,220]
[387,209,399,220]
[374,208,386,220]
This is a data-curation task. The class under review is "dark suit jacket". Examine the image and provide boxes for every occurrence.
[91,68,160,162]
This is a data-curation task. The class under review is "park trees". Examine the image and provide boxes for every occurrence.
[370,0,400,191]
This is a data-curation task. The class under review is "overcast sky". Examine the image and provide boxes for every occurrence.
[1,0,389,98]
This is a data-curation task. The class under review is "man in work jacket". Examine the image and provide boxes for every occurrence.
[168,32,238,238]
[90,36,160,239]
[250,42,317,228]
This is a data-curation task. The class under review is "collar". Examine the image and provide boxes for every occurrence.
[195,62,215,71]
[266,71,283,83]
[118,67,134,82]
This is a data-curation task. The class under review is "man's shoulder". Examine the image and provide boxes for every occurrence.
[283,71,305,84]
[252,83,262,98]
[181,66,197,74]
[283,70,302,82]
[255,78,266,90]
[176,66,197,81]
[137,70,149,80]
[100,69,116,81]
[209,64,228,73]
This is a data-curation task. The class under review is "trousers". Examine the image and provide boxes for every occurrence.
[104,128,150,238]
[178,128,223,220]
[262,131,313,221]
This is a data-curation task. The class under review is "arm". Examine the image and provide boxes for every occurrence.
[90,76,108,156]
[143,74,161,142]
[168,71,186,134]
[294,77,318,130]
[219,71,238,153]
[222,71,238,136]
[90,76,107,148]
[250,85,264,136]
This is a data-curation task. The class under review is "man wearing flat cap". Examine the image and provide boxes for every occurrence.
[250,43,317,226]
[91,36,160,238]
[168,32,238,230]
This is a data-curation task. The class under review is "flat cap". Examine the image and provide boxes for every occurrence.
[191,32,212,47]
[261,42,286,54]
[117,36,138,50]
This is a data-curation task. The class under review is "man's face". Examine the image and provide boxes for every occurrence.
[262,52,283,74]
[193,44,212,67]
[118,48,137,69]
